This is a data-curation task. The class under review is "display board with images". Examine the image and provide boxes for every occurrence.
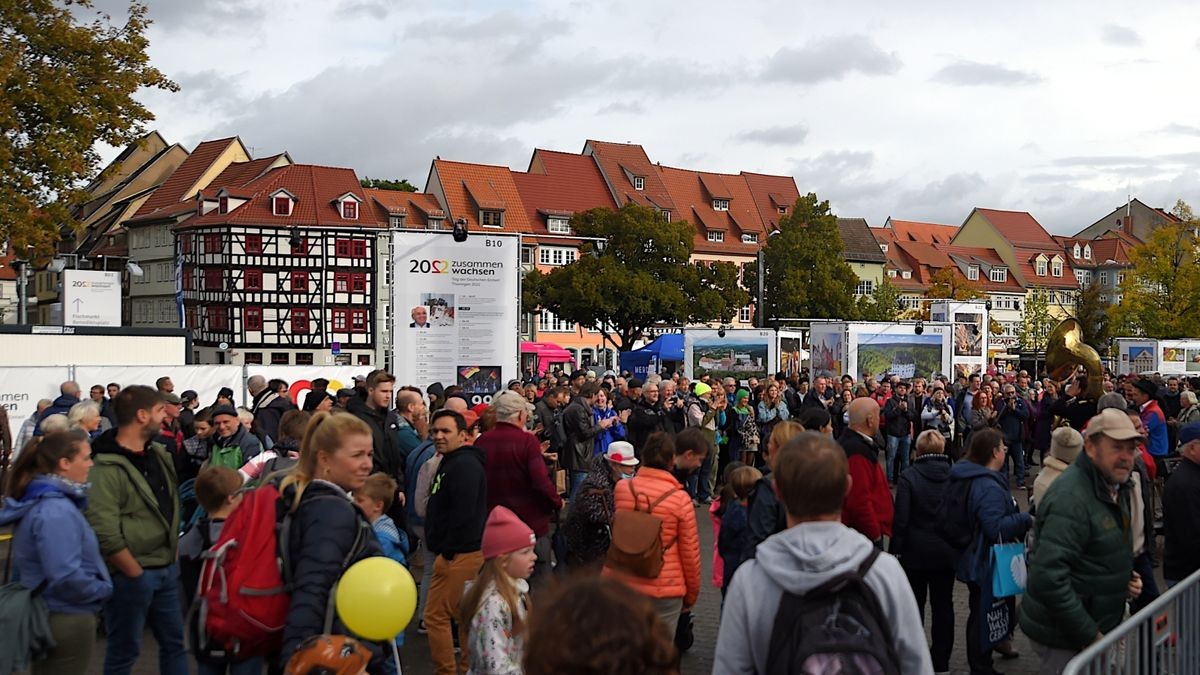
[778,330,805,379]
[391,231,520,405]
[1158,339,1200,374]
[1116,339,1158,375]
[807,323,845,380]
[846,322,953,382]
[684,328,777,384]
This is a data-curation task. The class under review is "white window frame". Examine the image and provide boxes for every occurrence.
[901,270,911,279]
[990,267,1007,283]
[389,215,404,228]
[547,216,571,234]
[712,199,730,211]
[537,309,577,333]
[538,246,578,267]
[854,280,874,296]
[660,210,671,222]
[1073,244,1081,258]
[633,176,645,190]
[1117,272,1125,284]
[1100,271,1109,285]
[1051,260,1063,277]
[1036,259,1048,276]
[426,218,444,231]
[879,243,888,253]
[967,265,979,281]
[480,210,503,228]
[741,233,759,244]
[887,269,897,278]
[706,231,724,243]
[1083,244,1092,260]
[739,306,752,323]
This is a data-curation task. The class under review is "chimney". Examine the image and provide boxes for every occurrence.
[1123,215,1132,235]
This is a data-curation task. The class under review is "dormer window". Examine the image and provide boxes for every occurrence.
[1073,244,1081,258]
[967,265,979,281]
[481,210,503,228]
[741,233,759,244]
[778,206,787,215]
[219,196,229,214]
[1083,244,1092,260]
[1051,258,1063,277]
[901,270,912,279]
[707,231,724,243]
[990,267,1008,283]
[389,215,404,228]
[427,218,443,231]
[879,243,888,253]
[273,196,292,216]
[633,176,645,190]
[713,199,730,211]
[547,216,571,234]
[1036,258,1048,276]
[887,269,897,278]
[342,201,358,220]
[660,210,671,222]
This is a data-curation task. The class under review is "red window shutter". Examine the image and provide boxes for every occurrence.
[292,271,308,291]
[245,270,262,290]
[292,308,309,333]
[273,196,290,216]
[291,237,308,255]
[336,239,350,256]
[219,196,229,214]
[352,240,367,258]
[245,307,262,330]
[204,269,222,290]
[343,202,357,219]
[350,273,366,292]
[245,234,262,255]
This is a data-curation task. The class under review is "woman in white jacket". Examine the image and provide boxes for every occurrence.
[461,506,538,675]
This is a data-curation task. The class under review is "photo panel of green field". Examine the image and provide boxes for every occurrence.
[846,322,952,382]
[684,328,777,383]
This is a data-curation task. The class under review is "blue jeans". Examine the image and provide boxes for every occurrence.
[885,435,911,483]
[1004,440,1026,485]
[694,451,715,501]
[569,470,587,498]
[103,564,188,675]
[197,657,264,674]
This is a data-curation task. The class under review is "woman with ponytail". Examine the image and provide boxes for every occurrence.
[277,410,383,669]
[0,430,112,675]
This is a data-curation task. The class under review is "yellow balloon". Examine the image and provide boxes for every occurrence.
[335,557,417,641]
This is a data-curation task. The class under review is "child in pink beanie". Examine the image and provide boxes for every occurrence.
[461,506,537,674]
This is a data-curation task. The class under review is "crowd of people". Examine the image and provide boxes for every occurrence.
[0,362,1198,675]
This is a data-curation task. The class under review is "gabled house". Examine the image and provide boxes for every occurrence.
[176,163,388,366]
[1053,234,1135,304]
[880,217,958,245]
[836,218,887,296]
[952,208,1079,318]
[582,140,676,221]
[1074,197,1180,242]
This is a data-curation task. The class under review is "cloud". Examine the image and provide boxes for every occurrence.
[1101,24,1143,46]
[339,0,397,20]
[1160,123,1200,136]
[931,60,1042,86]
[87,0,266,31]
[900,172,987,205]
[597,101,646,115]
[735,124,809,146]
[763,36,901,84]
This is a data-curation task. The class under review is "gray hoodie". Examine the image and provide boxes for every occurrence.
[714,521,933,674]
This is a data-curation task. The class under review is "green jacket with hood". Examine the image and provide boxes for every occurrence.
[85,431,180,569]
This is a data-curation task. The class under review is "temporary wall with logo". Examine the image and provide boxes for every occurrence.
[390,231,521,405]
[244,365,373,406]
[0,367,74,443]
[74,365,245,410]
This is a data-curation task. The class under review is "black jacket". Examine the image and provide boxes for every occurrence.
[740,473,786,563]
[1050,396,1098,433]
[533,399,566,454]
[882,395,918,437]
[347,397,406,487]
[800,390,832,411]
[626,397,668,453]
[1164,458,1200,581]
[281,481,381,666]
[252,391,296,444]
[890,454,957,571]
[425,446,488,557]
[562,397,602,472]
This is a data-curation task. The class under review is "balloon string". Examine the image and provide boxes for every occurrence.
[392,640,402,675]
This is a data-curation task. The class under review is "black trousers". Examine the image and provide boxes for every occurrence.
[905,567,955,672]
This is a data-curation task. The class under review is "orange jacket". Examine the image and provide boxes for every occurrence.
[604,467,701,606]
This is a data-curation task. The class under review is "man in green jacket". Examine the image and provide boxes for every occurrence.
[1020,408,1144,673]
[86,385,187,675]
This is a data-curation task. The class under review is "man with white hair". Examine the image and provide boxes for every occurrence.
[35,380,81,435]
[14,399,52,458]
[473,390,562,581]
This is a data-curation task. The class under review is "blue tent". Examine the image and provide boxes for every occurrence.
[620,334,685,380]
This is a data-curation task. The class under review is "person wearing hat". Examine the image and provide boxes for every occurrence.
[474,391,563,581]
[1164,422,1200,587]
[684,382,722,503]
[461,506,537,675]
[1128,377,1169,477]
[301,378,330,412]
[568,369,587,394]
[156,391,185,460]
[208,403,264,468]
[178,390,199,439]
[1020,408,1144,672]
[560,441,638,570]
[1031,426,1083,507]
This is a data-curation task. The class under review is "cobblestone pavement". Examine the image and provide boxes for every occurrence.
[71,467,1163,674]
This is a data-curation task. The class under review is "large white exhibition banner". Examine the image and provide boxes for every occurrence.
[391,231,521,404]
[683,328,777,384]
[74,365,245,408]
[845,322,953,382]
[245,365,373,406]
[0,367,73,443]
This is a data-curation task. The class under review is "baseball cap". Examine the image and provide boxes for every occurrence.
[161,392,182,405]
[336,388,355,399]
[352,374,366,383]
[1179,422,1200,446]
[604,440,639,466]
[181,390,198,403]
[628,378,644,389]
[1085,408,1145,441]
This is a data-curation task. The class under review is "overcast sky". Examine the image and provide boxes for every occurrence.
[93,0,1200,234]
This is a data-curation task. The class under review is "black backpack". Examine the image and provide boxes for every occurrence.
[764,548,900,675]
[936,475,976,552]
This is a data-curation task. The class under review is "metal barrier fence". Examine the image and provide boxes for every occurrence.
[1063,568,1200,674]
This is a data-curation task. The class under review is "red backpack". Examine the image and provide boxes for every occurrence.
[195,483,292,658]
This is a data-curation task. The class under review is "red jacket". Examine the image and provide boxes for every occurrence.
[837,429,894,540]
[475,421,563,536]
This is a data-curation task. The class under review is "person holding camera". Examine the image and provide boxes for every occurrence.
[996,384,1031,488]
[921,387,956,457]
[882,381,919,484]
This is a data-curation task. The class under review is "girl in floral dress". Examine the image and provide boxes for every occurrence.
[461,506,538,675]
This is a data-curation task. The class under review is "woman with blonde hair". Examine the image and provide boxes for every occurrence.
[279,411,382,669]
[67,401,104,439]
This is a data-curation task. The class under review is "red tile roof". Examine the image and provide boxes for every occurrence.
[365,189,445,228]
[128,137,241,222]
[970,208,1057,248]
[936,244,1027,293]
[885,218,958,245]
[1053,235,1132,267]
[657,165,764,256]
[741,172,801,232]
[431,159,532,233]
[584,140,676,213]
[181,164,384,230]
[1011,247,1079,288]
[514,149,618,237]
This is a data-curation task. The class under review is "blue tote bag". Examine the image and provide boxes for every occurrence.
[990,541,1027,598]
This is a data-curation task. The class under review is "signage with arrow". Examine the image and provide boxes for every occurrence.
[62,270,122,327]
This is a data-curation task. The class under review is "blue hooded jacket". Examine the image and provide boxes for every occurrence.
[0,474,112,613]
[948,459,1033,584]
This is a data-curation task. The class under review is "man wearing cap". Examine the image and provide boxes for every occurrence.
[302,378,330,412]
[474,390,562,582]
[1020,408,1144,671]
[1164,422,1200,587]
[178,390,199,438]
[208,404,263,465]
[568,369,587,394]
[1128,377,1169,477]
[156,392,185,463]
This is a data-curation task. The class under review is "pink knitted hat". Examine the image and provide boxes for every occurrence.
[481,506,536,560]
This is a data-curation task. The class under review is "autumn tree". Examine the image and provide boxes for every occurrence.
[1109,200,1200,338]
[1,0,176,256]
[360,177,418,192]
[523,204,748,350]
[854,277,903,321]
[1019,288,1055,352]
[1072,277,1111,354]
[742,193,859,322]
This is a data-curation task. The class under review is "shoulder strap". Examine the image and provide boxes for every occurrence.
[648,487,680,512]
[856,547,882,578]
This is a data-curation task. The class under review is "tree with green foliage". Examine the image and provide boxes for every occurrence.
[1019,288,1055,352]
[1072,277,1111,354]
[1110,200,1200,338]
[523,204,748,350]
[360,177,418,192]
[854,278,903,321]
[742,193,858,322]
[1,0,176,256]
